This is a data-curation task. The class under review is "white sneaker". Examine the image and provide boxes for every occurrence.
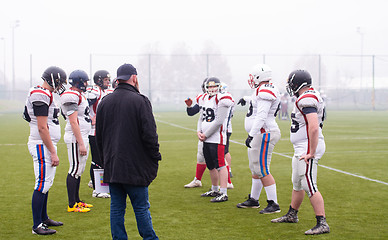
[92,190,111,198]
[184,178,202,188]
[227,183,234,189]
[88,180,93,188]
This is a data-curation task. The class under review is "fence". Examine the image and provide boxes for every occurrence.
[0,53,387,112]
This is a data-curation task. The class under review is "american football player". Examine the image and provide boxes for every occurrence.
[85,70,111,198]
[61,69,93,213]
[183,78,207,188]
[197,77,234,202]
[184,79,234,189]
[23,66,67,235]
[236,64,282,214]
[271,70,330,235]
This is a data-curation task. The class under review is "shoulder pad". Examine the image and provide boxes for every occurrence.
[61,90,81,105]
[257,84,278,101]
[217,93,234,107]
[30,87,52,106]
[85,87,100,100]
[297,91,320,108]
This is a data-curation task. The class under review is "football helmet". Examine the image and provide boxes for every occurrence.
[41,66,67,94]
[205,77,221,96]
[93,70,110,90]
[69,70,89,92]
[220,82,228,93]
[248,64,272,88]
[286,70,312,97]
[111,78,118,89]
[201,78,208,93]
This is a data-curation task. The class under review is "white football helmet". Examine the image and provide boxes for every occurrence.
[248,64,272,88]
[220,82,228,93]
[205,77,221,96]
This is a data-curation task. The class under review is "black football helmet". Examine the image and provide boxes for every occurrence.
[69,70,89,92]
[286,70,312,97]
[205,77,221,96]
[41,66,67,94]
[93,70,110,90]
[111,78,118,89]
[201,78,208,93]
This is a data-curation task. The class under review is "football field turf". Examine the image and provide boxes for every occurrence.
[0,110,387,239]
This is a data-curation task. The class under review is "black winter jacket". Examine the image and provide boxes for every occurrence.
[96,83,161,186]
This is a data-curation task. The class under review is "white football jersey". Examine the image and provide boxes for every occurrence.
[198,92,234,145]
[105,87,114,95]
[61,89,92,143]
[290,88,326,157]
[244,83,280,135]
[85,86,106,135]
[24,86,61,144]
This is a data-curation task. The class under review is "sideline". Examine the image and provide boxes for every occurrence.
[157,119,388,186]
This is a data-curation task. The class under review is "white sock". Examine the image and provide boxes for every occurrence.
[264,184,278,203]
[250,178,263,200]
[220,188,227,195]
[211,185,219,192]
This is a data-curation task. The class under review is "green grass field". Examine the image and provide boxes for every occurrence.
[0,110,387,239]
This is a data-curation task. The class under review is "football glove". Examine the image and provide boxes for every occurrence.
[245,135,253,148]
[184,98,193,107]
[237,98,246,106]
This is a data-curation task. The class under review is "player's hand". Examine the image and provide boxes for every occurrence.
[237,98,246,106]
[299,154,314,164]
[245,135,253,148]
[51,153,60,167]
[185,98,193,107]
[197,131,206,142]
[79,144,88,156]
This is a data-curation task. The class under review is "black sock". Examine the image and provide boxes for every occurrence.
[41,191,49,222]
[66,174,78,207]
[32,190,46,228]
[76,176,81,202]
[316,215,325,224]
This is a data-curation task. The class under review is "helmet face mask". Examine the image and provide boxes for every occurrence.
[205,77,221,96]
[41,66,67,95]
[69,70,89,92]
[286,70,312,97]
[248,64,272,89]
[93,70,110,90]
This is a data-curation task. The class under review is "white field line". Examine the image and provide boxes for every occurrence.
[157,119,388,186]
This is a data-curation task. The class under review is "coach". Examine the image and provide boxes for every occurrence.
[96,63,161,240]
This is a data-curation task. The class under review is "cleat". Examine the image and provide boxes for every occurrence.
[92,190,111,198]
[201,190,221,197]
[210,193,228,202]
[32,223,56,235]
[43,218,63,227]
[227,183,234,189]
[259,200,281,214]
[184,178,202,188]
[305,217,330,235]
[236,194,260,208]
[271,206,298,223]
[68,203,90,213]
[78,201,93,208]
[88,180,93,188]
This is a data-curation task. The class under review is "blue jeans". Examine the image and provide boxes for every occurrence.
[109,183,158,240]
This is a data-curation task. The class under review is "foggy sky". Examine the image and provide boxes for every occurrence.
[0,0,387,86]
